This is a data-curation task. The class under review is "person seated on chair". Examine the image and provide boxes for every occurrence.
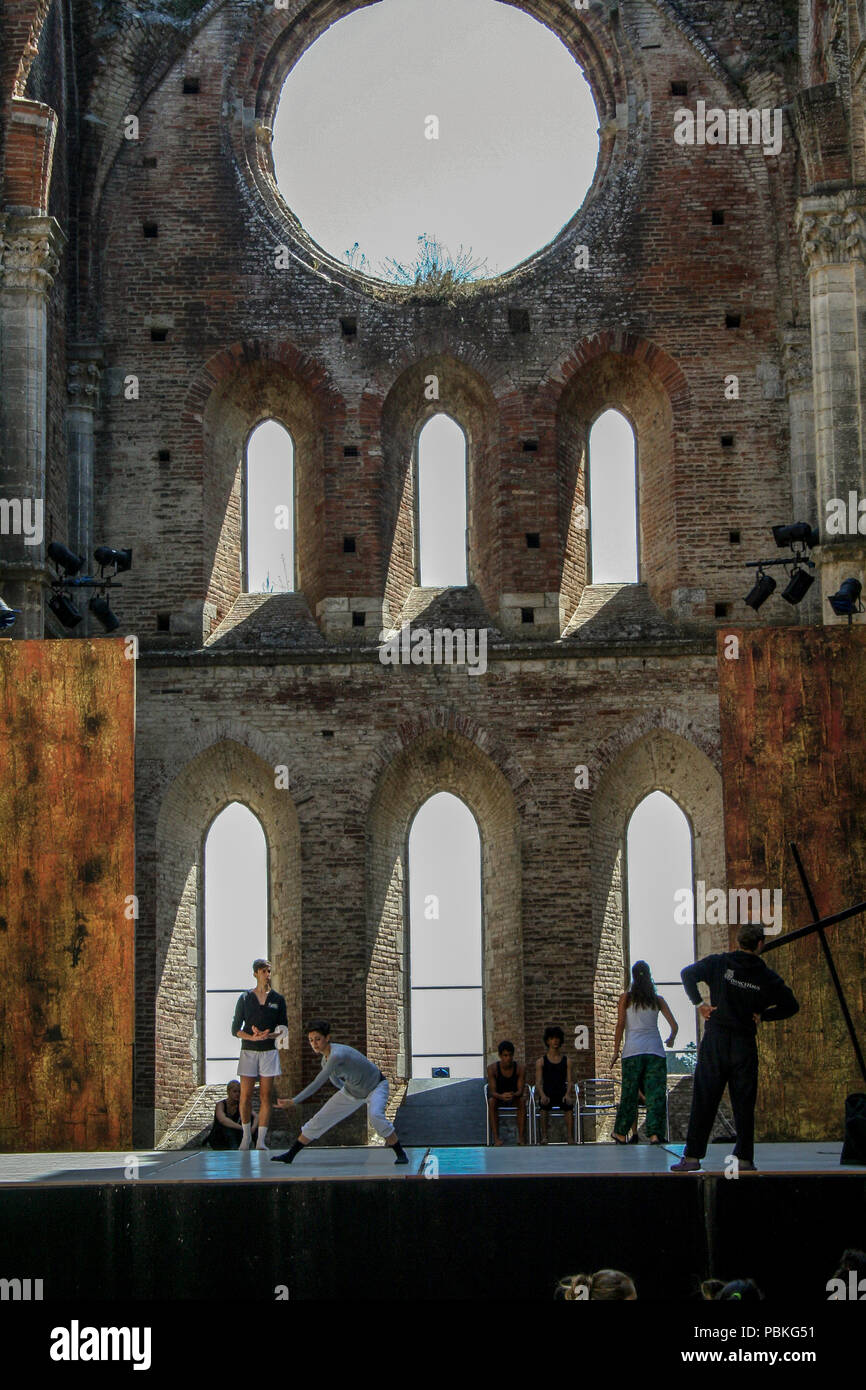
[486,1040,526,1145]
[535,1026,576,1143]
[208,1080,258,1150]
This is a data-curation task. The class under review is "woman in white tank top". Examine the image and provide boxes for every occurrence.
[610,960,678,1145]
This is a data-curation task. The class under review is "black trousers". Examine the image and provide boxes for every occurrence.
[685,1026,758,1162]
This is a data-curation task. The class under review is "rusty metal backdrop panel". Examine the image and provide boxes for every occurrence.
[717,628,866,1140]
[0,638,135,1151]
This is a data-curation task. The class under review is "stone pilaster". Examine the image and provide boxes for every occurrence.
[796,189,866,623]
[0,213,66,637]
[66,347,104,630]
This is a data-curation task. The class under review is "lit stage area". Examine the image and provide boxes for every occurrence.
[1,1144,863,1301]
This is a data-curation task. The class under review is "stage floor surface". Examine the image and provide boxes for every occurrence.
[0,1141,861,1185]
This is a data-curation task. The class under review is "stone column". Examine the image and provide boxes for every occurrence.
[781,327,821,623]
[0,213,65,637]
[796,191,866,623]
[66,347,103,602]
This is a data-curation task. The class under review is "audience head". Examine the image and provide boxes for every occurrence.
[700,1279,726,1300]
[716,1279,764,1302]
[737,924,765,953]
[832,1248,866,1278]
[555,1269,637,1301]
[627,960,658,1009]
[543,1025,565,1047]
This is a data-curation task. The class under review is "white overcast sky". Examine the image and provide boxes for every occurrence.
[208,1,690,1079]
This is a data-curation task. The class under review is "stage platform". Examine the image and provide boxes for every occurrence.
[1,1144,863,1300]
[0,1140,859,1184]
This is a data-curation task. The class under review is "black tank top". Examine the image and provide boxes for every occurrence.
[495,1062,518,1094]
[542,1054,567,1098]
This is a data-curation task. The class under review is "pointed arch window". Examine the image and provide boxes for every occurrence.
[408,792,483,1076]
[626,791,696,1046]
[417,414,468,587]
[204,802,269,1082]
[588,408,639,583]
[244,420,295,593]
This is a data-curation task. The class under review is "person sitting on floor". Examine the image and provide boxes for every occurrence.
[208,1079,258,1150]
[535,1026,576,1143]
[486,1040,526,1145]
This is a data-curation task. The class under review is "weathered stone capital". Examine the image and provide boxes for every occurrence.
[0,214,65,294]
[781,327,812,389]
[66,353,103,405]
[796,191,866,270]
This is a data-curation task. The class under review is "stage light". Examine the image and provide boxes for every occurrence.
[781,567,815,605]
[94,546,132,573]
[773,522,819,549]
[0,597,20,630]
[828,578,863,617]
[89,595,120,633]
[47,592,83,628]
[744,570,776,611]
[47,541,85,576]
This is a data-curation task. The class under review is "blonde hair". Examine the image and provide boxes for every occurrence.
[556,1269,637,1301]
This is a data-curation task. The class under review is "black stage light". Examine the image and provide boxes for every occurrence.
[47,592,83,628]
[0,597,20,630]
[772,522,819,549]
[94,546,132,572]
[828,578,863,617]
[47,541,85,576]
[744,570,776,611]
[89,595,120,632]
[781,567,815,605]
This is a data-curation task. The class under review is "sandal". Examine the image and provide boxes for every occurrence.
[612,1134,628,1145]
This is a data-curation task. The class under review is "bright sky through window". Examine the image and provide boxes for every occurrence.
[246,420,294,594]
[273,0,599,278]
[589,408,639,583]
[627,791,696,1047]
[418,414,468,587]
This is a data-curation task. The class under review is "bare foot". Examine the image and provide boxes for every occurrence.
[494,1138,504,1147]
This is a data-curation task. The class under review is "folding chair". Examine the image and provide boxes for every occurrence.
[576,1077,617,1143]
[530,1084,578,1144]
[485,1082,532,1145]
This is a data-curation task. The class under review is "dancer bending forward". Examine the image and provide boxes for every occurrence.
[272,1020,409,1165]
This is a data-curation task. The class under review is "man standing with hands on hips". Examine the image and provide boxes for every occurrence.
[671,924,798,1173]
[232,959,288,1151]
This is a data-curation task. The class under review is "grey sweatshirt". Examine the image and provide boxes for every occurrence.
[292,1043,385,1104]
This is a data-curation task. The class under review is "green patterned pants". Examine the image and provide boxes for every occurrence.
[614,1054,668,1139]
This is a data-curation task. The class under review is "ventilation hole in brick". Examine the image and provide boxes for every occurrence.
[714,602,729,618]
[343,536,356,553]
[522,439,539,453]
[157,449,171,464]
[725,313,741,329]
[521,607,535,624]
[340,316,357,337]
[156,612,171,632]
[721,434,735,449]
[526,532,540,549]
[352,611,366,627]
[143,222,158,238]
[508,308,531,334]
[183,77,201,94]
[142,156,157,169]
[671,81,688,97]
[150,328,168,342]
[343,445,359,458]
[711,209,725,225]
[321,730,335,738]
[729,530,741,544]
